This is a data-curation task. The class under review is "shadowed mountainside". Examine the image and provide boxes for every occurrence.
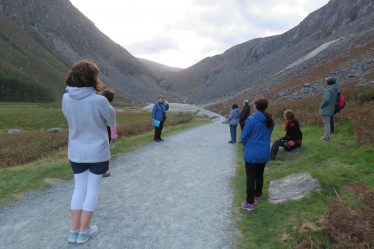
[164,0,374,104]
[0,0,173,102]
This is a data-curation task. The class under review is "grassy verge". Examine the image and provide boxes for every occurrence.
[232,123,374,249]
[0,103,196,167]
[0,117,209,207]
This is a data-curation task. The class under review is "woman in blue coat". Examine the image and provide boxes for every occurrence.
[152,95,169,142]
[228,104,240,144]
[240,98,274,211]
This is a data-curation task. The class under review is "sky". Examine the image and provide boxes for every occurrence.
[70,0,329,68]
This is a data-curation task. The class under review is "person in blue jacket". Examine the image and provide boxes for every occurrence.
[240,98,274,211]
[152,95,169,142]
[228,104,240,144]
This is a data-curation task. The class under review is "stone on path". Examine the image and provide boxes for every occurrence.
[268,172,320,204]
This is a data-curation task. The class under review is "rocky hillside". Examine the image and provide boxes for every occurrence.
[165,0,374,104]
[137,58,182,86]
[0,0,170,102]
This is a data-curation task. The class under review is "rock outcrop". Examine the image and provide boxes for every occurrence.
[268,172,320,204]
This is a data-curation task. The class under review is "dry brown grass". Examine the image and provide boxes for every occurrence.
[293,184,374,249]
[323,185,374,249]
[269,83,374,143]
[0,115,193,168]
[0,132,67,168]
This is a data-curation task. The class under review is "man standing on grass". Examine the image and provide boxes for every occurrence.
[152,95,169,142]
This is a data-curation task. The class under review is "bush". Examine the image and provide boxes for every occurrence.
[324,185,374,249]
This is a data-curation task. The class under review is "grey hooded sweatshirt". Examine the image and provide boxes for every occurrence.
[62,87,116,163]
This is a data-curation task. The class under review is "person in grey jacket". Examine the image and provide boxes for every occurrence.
[228,104,240,144]
[320,77,339,141]
[63,61,116,244]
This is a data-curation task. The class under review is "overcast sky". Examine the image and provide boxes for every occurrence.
[70,0,329,68]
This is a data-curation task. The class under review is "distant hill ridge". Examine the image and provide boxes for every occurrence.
[0,0,373,104]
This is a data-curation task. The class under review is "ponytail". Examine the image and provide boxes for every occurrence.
[254,98,274,129]
[262,111,274,129]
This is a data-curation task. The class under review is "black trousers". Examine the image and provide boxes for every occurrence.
[245,162,266,204]
[240,122,245,131]
[330,115,335,133]
[154,121,164,140]
[270,139,301,159]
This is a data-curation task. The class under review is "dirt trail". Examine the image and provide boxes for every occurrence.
[0,119,237,249]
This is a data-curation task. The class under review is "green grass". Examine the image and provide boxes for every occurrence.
[0,117,208,206]
[232,123,374,249]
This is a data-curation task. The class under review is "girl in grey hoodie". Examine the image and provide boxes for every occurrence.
[62,61,116,244]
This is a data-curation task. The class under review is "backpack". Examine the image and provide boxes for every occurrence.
[335,92,345,113]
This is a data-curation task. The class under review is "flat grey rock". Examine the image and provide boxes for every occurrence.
[7,128,20,134]
[268,172,320,204]
[47,127,64,133]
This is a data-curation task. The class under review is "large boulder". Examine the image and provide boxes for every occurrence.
[268,172,320,204]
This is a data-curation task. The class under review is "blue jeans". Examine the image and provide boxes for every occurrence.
[230,125,237,142]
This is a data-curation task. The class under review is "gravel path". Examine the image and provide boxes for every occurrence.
[0,121,237,249]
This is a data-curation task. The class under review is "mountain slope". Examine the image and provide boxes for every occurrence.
[167,0,374,104]
[137,58,182,83]
[0,0,168,102]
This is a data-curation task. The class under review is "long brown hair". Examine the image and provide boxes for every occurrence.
[66,60,102,92]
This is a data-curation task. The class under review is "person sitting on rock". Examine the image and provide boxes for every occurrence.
[271,109,302,160]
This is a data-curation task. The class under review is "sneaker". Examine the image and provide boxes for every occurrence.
[67,230,79,243]
[154,139,162,142]
[320,136,329,141]
[160,138,164,141]
[77,225,99,244]
[241,202,255,211]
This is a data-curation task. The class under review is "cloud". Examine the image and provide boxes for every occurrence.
[70,0,329,68]
[127,36,178,54]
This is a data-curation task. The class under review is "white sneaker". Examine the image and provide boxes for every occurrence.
[76,225,99,244]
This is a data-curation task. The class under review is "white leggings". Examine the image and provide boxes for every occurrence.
[71,170,102,211]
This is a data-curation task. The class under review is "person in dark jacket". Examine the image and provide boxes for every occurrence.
[239,100,251,131]
[240,98,274,211]
[152,95,169,142]
[228,104,240,144]
[320,77,338,141]
[271,109,302,160]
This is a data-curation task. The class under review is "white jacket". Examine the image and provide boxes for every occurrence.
[62,87,116,163]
